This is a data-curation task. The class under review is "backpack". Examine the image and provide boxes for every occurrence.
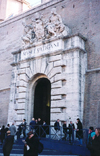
[38,141,44,153]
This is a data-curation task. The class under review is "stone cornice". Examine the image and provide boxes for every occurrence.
[11,33,87,55]
[11,47,86,67]
[64,33,87,41]
[0,87,10,92]
[11,49,21,54]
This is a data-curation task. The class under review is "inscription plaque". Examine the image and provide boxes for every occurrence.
[21,39,64,60]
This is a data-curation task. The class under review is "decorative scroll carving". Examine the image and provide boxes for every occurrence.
[21,8,71,49]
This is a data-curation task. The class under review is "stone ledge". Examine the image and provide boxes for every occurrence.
[86,68,100,73]
[51,112,67,121]
[11,49,21,55]
[51,95,62,100]
[51,100,66,108]
[64,33,87,41]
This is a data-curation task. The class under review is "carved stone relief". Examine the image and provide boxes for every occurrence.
[46,8,69,38]
[21,8,71,49]
[21,22,33,48]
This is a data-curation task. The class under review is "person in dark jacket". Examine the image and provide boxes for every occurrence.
[54,119,60,131]
[37,118,42,125]
[76,118,83,144]
[30,118,36,132]
[23,131,39,156]
[5,124,10,134]
[87,128,100,156]
[1,125,6,144]
[68,121,75,142]
[3,130,13,156]
[42,121,47,138]
[62,121,68,140]
[54,119,60,140]
[21,119,26,138]
[88,127,95,145]
[37,118,42,137]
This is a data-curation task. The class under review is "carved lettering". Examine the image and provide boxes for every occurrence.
[21,39,64,60]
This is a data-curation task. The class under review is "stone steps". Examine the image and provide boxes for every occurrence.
[0,144,79,155]
[0,137,89,156]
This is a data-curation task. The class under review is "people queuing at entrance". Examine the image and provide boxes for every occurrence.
[0,118,100,156]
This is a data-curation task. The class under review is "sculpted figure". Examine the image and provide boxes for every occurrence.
[32,13,44,41]
[22,22,33,48]
[47,8,70,38]
[21,10,70,47]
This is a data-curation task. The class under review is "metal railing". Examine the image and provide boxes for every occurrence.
[24,125,88,146]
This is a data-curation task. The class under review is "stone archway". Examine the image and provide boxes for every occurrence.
[33,78,51,125]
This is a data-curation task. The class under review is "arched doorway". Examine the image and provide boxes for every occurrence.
[34,78,51,125]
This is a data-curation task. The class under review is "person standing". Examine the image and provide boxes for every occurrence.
[42,121,47,138]
[1,125,6,144]
[5,124,10,133]
[23,131,39,156]
[54,119,60,131]
[88,127,95,145]
[76,118,83,144]
[3,130,13,156]
[62,121,67,141]
[30,118,36,132]
[54,119,60,140]
[37,118,42,125]
[87,128,100,156]
[68,121,75,143]
[9,123,16,143]
[21,119,26,138]
[37,118,42,137]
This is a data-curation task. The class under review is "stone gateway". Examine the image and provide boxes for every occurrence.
[7,8,87,126]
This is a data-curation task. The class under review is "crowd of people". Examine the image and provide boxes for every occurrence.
[54,118,83,143]
[0,118,44,156]
[54,118,100,156]
[0,117,100,156]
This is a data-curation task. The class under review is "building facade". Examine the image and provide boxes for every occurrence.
[0,0,31,22]
[0,0,100,128]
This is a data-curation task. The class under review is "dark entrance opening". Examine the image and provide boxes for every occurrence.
[34,78,51,125]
